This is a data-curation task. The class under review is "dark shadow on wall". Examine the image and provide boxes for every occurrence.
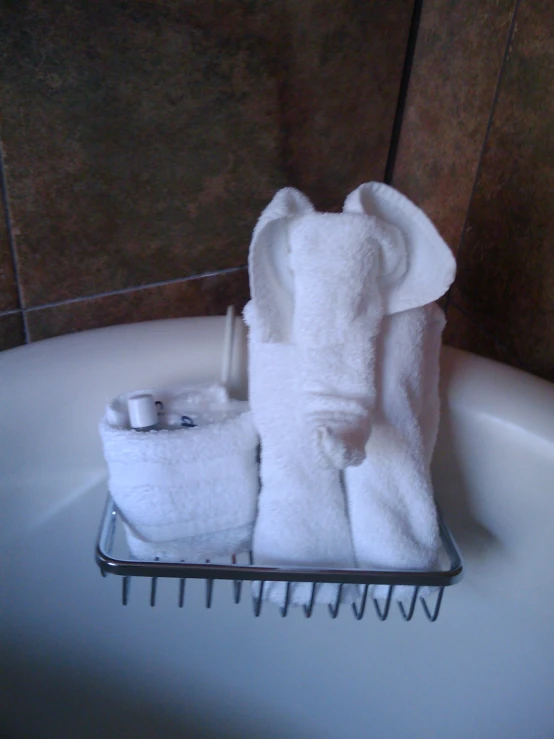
[451,109,554,383]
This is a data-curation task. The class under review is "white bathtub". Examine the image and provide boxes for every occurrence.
[1,316,554,739]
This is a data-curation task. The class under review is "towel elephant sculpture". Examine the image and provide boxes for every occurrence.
[245,182,455,603]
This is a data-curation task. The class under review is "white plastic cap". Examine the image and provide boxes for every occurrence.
[128,394,158,430]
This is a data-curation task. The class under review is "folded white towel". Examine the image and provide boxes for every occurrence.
[245,189,356,606]
[341,183,455,599]
[123,522,254,564]
[99,384,259,562]
[245,336,357,606]
[345,306,445,595]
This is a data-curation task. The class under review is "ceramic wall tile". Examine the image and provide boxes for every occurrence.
[392,0,517,250]
[1,0,413,309]
[0,312,25,351]
[0,187,19,312]
[26,268,249,342]
[449,0,554,381]
[0,1,285,306]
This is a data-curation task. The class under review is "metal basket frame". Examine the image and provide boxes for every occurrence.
[96,495,463,622]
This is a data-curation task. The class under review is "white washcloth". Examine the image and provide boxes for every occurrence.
[342,183,456,599]
[245,189,356,606]
[99,384,259,562]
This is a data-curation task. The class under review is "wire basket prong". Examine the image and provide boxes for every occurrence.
[420,587,444,622]
[398,587,419,621]
[303,583,318,618]
[150,577,157,607]
[253,581,265,617]
[206,578,214,609]
[328,583,343,619]
[233,580,242,604]
[122,576,131,606]
[352,584,369,620]
[372,586,394,621]
[280,582,292,618]
[178,578,186,608]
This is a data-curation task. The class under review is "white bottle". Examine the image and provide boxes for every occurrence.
[128,394,159,432]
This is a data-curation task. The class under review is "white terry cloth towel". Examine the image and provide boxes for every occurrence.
[99,384,259,562]
[267,185,453,472]
[245,188,357,607]
[342,182,456,599]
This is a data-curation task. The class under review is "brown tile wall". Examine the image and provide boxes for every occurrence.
[0,0,412,348]
[395,0,554,383]
[26,268,250,342]
[2,0,554,388]
[0,166,20,313]
[392,0,518,250]
[0,311,25,350]
[444,0,554,382]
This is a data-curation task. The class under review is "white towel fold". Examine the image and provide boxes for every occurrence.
[345,306,445,598]
[123,522,254,564]
[99,384,259,562]
[247,182,455,606]
[245,189,356,606]
[245,334,356,606]
[341,182,456,599]
[288,212,389,469]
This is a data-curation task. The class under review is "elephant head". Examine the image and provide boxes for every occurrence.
[246,182,455,468]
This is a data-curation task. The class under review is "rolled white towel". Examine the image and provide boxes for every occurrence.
[341,182,455,600]
[99,384,259,562]
[245,188,356,607]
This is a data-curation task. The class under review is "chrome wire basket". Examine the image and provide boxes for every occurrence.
[96,495,463,622]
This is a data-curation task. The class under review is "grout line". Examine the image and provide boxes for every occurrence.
[444,0,521,317]
[384,0,423,185]
[23,265,247,313]
[0,139,30,342]
[0,308,23,318]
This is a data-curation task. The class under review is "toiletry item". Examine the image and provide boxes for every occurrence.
[128,393,159,431]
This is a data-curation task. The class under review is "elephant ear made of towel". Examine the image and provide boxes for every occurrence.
[244,182,455,605]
